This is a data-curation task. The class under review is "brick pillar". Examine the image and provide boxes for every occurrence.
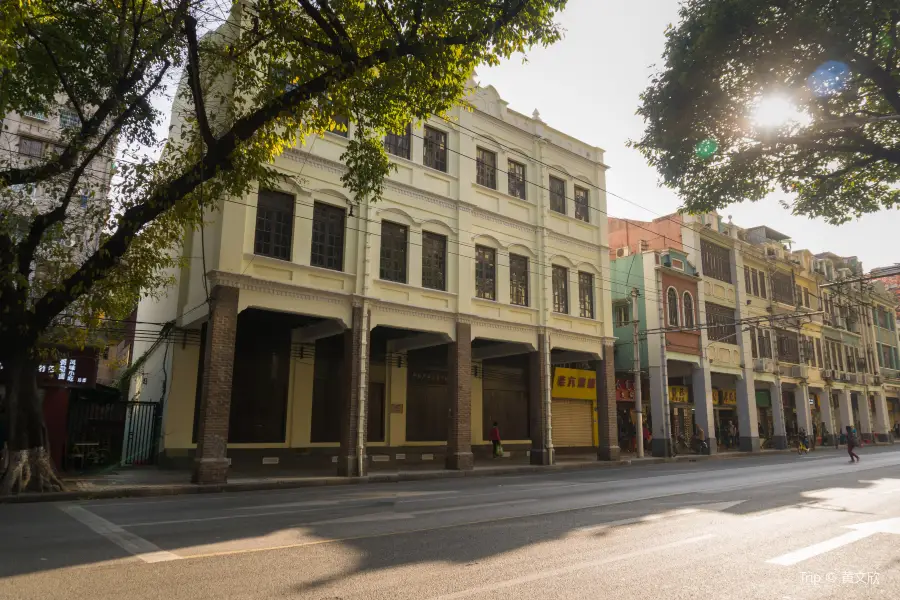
[528,333,552,465]
[872,390,892,443]
[596,341,620,461]
[446,321,473,470]
[338,305,369,477]
[858,393,873,443]
[192,285,239,484]
[771,380,787,449]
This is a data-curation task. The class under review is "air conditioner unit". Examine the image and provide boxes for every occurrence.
[875,375,883,385]
[661,254,672,267]
[823,314,833,326]
[753,359,766,373]
[834,316,846,329]
[841,372,852,382]
[615,247,630,258]
[791,365,809,378]
[822,369,834,380]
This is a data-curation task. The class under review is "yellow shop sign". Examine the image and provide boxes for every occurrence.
[668,385,689,404]
[551,368,597,400]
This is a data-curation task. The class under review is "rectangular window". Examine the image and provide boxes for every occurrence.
[750,326,758,358]
[615,304,630,327]
[476,147,497,189]
[578,272,594,318]
[752,269,760,296]
[771,271,794,305]
[379,221,408,283]
[475,246,496,300]
[776,329,801,364]
[310,202,345,271]
[552,265,569,313]
[421,231,447,291]
[423,126,447,172]
[700,240,732,283]
[815,338,823,368]
[762,329,773,359]
[19,137,44,158]
[744,266,752,294]
[509,254,529,306]
[59,108,80,129]
[758,271,767,299]
[803,288,811,308]
[549,176,566,214]
[508,160,526,200]
[706,302,736,344]
[574,186,590,222]
[329,114,349,137]
[254,190,294,260]
[384,124,411,159]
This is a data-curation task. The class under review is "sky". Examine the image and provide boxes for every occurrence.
[476,0,900,270]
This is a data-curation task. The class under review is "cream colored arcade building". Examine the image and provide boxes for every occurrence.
[133,83,620,483]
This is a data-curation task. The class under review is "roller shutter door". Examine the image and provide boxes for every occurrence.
[552,399,593,447]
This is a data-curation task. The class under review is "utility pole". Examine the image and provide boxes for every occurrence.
[631,287,644,458]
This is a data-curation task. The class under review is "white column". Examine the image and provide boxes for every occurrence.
[771,380,787,449]
[819,387,836,444]
[872,390,892,443]
[691,365,715,453]
[858,392,873,442]
[795,385,813,437]
[649,365,668,457]
[837,388,853,433]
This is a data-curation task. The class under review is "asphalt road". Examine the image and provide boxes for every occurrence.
[2,446,899,600]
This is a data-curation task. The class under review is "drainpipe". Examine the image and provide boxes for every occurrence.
[356,197,373,477]
[543,330,553,463]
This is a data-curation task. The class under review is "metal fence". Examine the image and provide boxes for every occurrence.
[66,391,160,470]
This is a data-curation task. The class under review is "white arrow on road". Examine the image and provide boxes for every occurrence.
[767,518,900,566]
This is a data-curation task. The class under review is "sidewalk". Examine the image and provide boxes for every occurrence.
[0,447,812,504]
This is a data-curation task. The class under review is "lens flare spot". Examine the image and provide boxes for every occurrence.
[694,138,718,159]
[807,61,850,97]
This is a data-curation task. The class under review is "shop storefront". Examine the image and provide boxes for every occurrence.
[888,397,900,437]
[669,385,693,440]
[756,389,773,438]
[551,367,597,448]
[615,378,650,452]
[782,390,798,436]
[713,389,737,448]
[810,392,822,440]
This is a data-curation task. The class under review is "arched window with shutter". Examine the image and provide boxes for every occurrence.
[683,292,695,328]
[667,287,680,327]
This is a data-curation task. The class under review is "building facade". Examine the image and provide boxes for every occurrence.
[609,212,899,456]
[134,83,619,483]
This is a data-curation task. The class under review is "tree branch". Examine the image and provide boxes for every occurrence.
[14,62,172,281]
[295,0,343,48]
[376,0,403,43]
[184,15,216,148]
[317,0,353,45]
[26,0,533,340]
[20,20,85,122]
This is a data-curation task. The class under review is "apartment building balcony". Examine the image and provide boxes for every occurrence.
[881,367,900,382]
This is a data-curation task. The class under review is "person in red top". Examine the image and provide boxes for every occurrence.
[490,422,502,458]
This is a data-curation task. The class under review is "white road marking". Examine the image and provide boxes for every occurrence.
[414,499,537,515]
[767,517,900,566]
[59,505,181,563]
[126,505,348,527]
[306,500,538,525]
[428,534,714,600]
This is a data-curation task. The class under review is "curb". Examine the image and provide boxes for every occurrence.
[0,446,864,504]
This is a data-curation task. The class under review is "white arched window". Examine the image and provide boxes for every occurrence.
[667,287,680,327]
[683,291,695,328]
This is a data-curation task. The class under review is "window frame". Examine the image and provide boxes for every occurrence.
[578,271,595,319]
[509,254,529,307]
[667,287,680,327]
[476,146,497,189]
[384,124,412,159]
[682,291,695,328]
[19,137,44,158]
[552,265,569,314]
[549,176,567,214]
[421,230,447,291]
[475,245,497,301]
[423,125,448,172]
[706,302,737,344]
[700,239,732,283]
[328,114,349,137]
[253,189,295,261]
[574,186,590,222]
[508,160,526,200]
[310,201,346,271]
[379,221,409,283]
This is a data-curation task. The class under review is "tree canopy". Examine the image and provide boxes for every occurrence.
[632,0,900,224]
[0,0,567,493]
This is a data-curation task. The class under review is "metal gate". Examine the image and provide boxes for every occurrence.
[66,391,160,470]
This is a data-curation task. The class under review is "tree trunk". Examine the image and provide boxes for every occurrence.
[0,354,65,495]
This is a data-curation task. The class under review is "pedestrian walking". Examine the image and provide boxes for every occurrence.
[490,421,502,458]
[846,425,859,463]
